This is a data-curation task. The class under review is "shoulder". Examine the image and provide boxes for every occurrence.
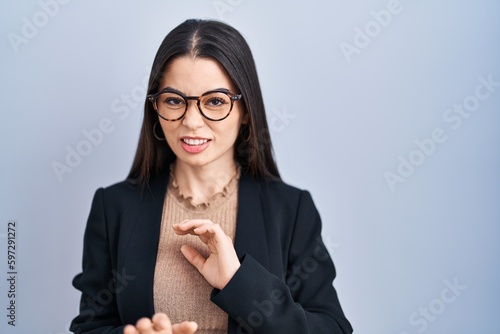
[98,169,170,204]
[242,175,315,212]
[96,179,139,204]
[260,178,305,199]
[84,180,140,220]
[101,179,137,196]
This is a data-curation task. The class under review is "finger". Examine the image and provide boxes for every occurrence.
[135,317,154,334]
[124,325,139,334]
[172,321,198,334]
[192,223,223,236]
[172,219,214,234]
[192,224,230,248]
[152,313,172,332]
[171,224,194,236]
[191,227,216,246]
[180,244,206,273]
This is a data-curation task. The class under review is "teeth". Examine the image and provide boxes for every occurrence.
[182,138,208,146]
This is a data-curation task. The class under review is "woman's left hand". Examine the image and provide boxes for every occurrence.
[172,219,240,290]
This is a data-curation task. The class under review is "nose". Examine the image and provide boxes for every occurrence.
[182,101,205,129]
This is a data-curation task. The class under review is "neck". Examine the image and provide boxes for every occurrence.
[172,160,238,205]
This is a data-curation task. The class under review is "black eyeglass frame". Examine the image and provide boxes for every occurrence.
[147,88,243,122]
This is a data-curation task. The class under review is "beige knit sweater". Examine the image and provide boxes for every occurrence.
[153,170,239,334]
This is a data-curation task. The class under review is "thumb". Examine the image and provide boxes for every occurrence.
[180,244,206,272]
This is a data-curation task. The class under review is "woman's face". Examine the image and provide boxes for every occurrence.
[158,56,245,170]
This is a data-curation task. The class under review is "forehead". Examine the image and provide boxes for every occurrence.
[159,56,236,94]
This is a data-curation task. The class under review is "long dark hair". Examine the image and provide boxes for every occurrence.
[127,19,280,188]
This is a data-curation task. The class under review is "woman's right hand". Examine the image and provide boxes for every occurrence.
[123,313,197,334]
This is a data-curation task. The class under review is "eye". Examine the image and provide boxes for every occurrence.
[159,93,185,109]
[208,97,225,106]
[204,96,229,109]
[166,97,183,105]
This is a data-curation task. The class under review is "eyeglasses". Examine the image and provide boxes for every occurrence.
[147,88,243,122]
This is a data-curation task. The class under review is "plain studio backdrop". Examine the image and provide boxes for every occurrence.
[1,1,499,333]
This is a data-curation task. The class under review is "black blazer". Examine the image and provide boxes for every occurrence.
[70,169,353,334]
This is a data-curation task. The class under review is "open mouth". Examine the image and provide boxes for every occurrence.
[181,138,210,146]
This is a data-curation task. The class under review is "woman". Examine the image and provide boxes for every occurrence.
[70,19,353,334]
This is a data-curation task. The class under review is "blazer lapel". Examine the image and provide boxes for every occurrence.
[118,169,169,321]
[234,174,270,270]
[228,174,271,334]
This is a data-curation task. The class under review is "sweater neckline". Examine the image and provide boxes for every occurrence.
[168,164,240,210]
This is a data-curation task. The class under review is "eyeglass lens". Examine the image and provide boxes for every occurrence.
[155,92,233,121]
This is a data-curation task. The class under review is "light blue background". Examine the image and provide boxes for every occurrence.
[1,1,499,333]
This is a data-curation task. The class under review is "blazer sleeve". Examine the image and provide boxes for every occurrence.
[211,190,353,333]
[70,188,125,334]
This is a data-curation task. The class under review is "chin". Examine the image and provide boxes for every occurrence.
[176,156,212,167]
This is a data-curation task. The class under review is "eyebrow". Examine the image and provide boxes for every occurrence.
[159,86,232,96]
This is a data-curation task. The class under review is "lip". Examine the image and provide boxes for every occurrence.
[180,136,211,154]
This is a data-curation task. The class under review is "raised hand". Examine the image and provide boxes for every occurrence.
[123,313,197,334]
[172,219,241,290]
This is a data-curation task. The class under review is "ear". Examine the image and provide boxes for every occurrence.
[241,112,250,125]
